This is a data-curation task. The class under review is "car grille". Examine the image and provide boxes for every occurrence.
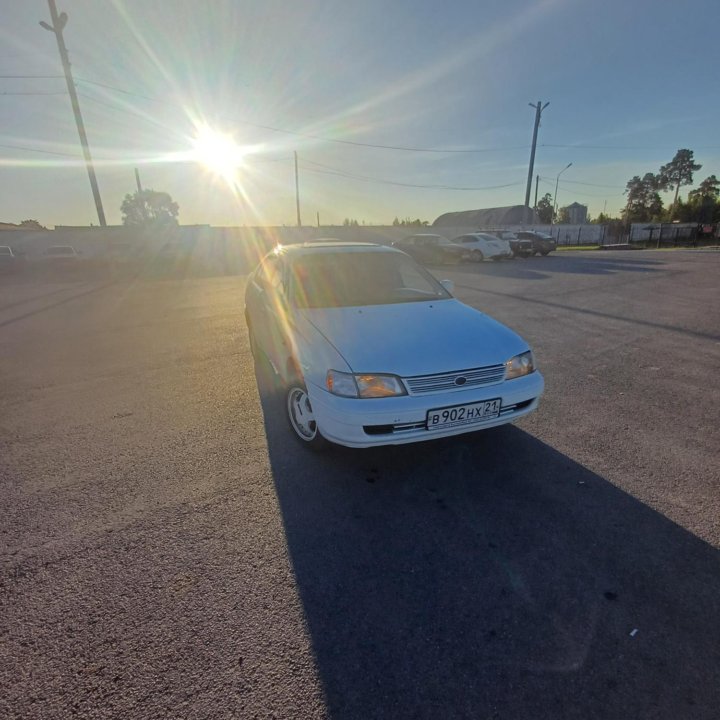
[404,364,506,395]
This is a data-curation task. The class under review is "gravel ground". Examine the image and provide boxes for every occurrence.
[1,250,718,719]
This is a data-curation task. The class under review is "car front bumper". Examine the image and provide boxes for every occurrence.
[307,371,544,448]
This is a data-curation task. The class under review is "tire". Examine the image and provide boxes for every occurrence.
[472,250,484,263]
[286,381,328,450]
[541,250,550,256]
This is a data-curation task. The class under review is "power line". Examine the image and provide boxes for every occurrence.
[539,175,622,189]
[3,76,720,153]
[300,157,522,191]
[0,91,67,95]
[538,177,623,198]
[0,142,79,158]
[70,78,530,155]
[541,142,720,151]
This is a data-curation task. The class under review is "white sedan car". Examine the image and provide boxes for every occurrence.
[452,233,513,261]
[245,242,543,449]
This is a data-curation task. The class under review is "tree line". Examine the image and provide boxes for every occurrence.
[117,149,717,229]
[623,149,717,224]
[534,149,718,226]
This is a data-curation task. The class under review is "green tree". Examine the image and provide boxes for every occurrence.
[658,149,702,213]
[536,193,554,223]
[121,189,179,226]
[688,175,720,224]
[688,175,719,204]
[624,173,664,222]
[556,206,571,224]
[19,219,46,230]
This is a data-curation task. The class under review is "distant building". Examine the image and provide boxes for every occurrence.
[566,202,588,224]
[433,205,540,228]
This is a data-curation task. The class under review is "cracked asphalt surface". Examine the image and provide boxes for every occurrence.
[1,250,719,719]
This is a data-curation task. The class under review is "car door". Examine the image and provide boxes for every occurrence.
[402,237,422,262]
[249,255,290,374]
[457,235,476,252]
[422,237,442,264]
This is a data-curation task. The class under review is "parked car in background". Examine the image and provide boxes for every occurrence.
[0,246,20,274]
[40,245,80,263]
[245,242,543,449]
[482,230,533,258]
[515,230,557,256]
[392,234,470,265]
[452,233,513,262]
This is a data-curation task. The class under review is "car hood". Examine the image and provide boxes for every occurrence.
[298,299,528,376]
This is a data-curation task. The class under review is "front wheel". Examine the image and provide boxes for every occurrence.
[286,382,328,450]
[472,250,484,263]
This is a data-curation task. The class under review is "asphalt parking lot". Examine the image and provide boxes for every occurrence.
[1,250,719,719]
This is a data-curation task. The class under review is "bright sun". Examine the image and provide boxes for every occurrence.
[192,126,245,181]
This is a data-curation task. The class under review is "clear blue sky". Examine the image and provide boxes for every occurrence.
[1,0,718,227]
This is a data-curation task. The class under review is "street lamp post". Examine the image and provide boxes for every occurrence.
[551,162,572,229]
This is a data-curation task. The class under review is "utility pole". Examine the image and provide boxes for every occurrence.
[316,211,320,228]
[525,101,549,208]
[40,1,106,227]
[534,174,539,208]
[134,168,148,222]
[294,151,301,227]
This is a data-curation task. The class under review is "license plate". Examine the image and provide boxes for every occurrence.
[427,398,501,430]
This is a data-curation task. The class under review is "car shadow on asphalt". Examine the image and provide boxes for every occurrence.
[254,360,720,720]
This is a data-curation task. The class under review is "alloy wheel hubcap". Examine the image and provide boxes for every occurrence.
[288,388,317,440]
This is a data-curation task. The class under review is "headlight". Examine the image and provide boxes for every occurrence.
[505,351,535,379]
[326,371,407,398]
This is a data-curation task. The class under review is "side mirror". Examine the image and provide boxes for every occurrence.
[440,279,454,294]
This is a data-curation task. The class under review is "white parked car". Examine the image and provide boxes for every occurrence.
[245,242,543,449]
[452,233,513,261]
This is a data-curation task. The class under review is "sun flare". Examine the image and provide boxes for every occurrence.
[192,126,245,181]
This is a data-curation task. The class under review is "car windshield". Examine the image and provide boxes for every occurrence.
[0,247,12,255]
[289,250,451,308]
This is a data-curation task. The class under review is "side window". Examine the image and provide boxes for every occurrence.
[258,256,283,292]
